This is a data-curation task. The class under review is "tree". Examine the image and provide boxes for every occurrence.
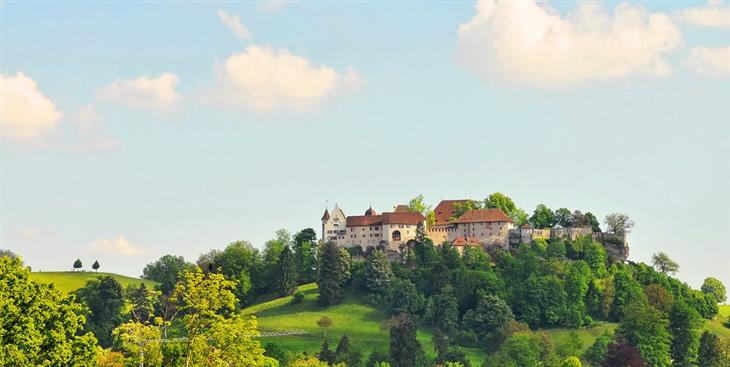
[571,210,587,227]
[317,316,333,338]
[205,240,260,303]
[364,250,393,294]
[529,204,555,229]
[644,284,674,313]
[278,245,298,296]
[0,257,97,366]
[425,285,459,334]
[484,192,525,224]
[583,332,612,367]
[0,249,17,259]
[111,321,163,367]
[92,260,100,272]
[73,258,83,271]
[318,241,350,305]
[126,282,160,324]
[462,294,514,338]
[602,341,647,367]
[669,301,702,367]
[318,340,336,365]
[389,313,422,367]
[294,228,318,283]
[555,208,574,227]
[652,252,679,275]
[604,213,635,235]
[565,261,591,327]
[74,275,125,347]
[701,277,726,303]
[485,332,542,367]
[142,254,196,294]
[408,194,435,226]
[617,301,672,367]
[451,200,483,220]
[697,331,724,367]
[265,343,289,366]
[560,356,582,367]
[433,328,448,365]
[584,212,601,232]
[385,278,425,315]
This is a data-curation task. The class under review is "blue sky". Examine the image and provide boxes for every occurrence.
[1,0,728,289]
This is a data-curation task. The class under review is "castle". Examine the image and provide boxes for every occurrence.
[321,199,626,257]
[321,199,515,252]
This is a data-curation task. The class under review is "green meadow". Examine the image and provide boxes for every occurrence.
[29,271,157,294]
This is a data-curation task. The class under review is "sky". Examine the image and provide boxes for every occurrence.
[1,0,728,290]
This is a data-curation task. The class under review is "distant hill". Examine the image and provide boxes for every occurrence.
[29,271,158,294]
[243,283,618,365]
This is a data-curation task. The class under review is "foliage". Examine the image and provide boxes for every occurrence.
[669,301,702,367]
[560,356,582,367]
[92,260,100,271]
[317,315,333,337]
[425,285,460,334]
[602,341,647,367]
[384,278,424,315]
[408,194,435,226]
[651,252,680,275]
[265,342,290,366]
[603,213,634,235]
[701,277,726,303]
[617,301,672,367]
[555,207,574,228]
[0,257,98,366]
[96,349,125,367]
[126,282,161,324]
[142,254,196,294]
[364,250,393,294]
[582,331,612,367]
[389,313,422,367]
[278,245,298,296]
[451,200,483,220]
[697,331,724,367]
[529,204,556,229]
[74,258,83,270]
[484,331,545,367]
[318,241,351,305]
[111,321,163,367]
[294,228,319,284]
[462,294,514,339]
[74,275,125,347]
[565,261,591,328]
[484,192,525,225]
[0,249,17,259]
[644,283,674,314]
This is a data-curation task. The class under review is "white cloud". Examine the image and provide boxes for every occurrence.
[206,45,361,111]
[1,72,63,140]
[71,104,101,129]
[217,10,252,40]
[89,236,143,256]
[98,73,181,112]
[676,0,730,28]
[687,46,730,77]
[457,1,682,86]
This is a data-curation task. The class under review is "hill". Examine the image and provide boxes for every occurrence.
[29,271,158,294]
[705,304,730,338]
[243,283,617,365]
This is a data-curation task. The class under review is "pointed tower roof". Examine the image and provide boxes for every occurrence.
[321,209,330,221]
[365,206,377,216]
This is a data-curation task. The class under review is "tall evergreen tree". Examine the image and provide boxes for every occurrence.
[277,245,298,296]
[389,313,422,367]
[364,250,393,294]
[697,331,724,367]
[317,241,350,305]
[432,328,448,365]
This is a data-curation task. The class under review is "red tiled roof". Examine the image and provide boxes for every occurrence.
[346,211,425,227]
[452,208,512,224]
[382,212,425,225]
[433,200,470,226]
[394,205,410,213]
[322,209,330,221]
[451,236,481,247]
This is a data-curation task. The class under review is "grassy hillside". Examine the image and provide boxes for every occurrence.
[704,304,730,338]
[29,271,157,294]
[243,283,617,364]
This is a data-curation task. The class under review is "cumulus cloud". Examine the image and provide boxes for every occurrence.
[98,73,181,112]
[676,0,730,28]
[457,0,682,86]
[89,236,143,256]
[1,72,63,140]
[206,45,361,111]
[687,46,730,77]
[217,10,252,40]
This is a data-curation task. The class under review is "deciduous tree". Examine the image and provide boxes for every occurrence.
[529,204,555,229]
[604,213,635,235]
[700,277,726,303]
[74,276,125,347]
[652,252,679,275]
[142,254,196,294]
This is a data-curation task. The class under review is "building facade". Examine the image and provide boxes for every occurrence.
[322,205,426,252]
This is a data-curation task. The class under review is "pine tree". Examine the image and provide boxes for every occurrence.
[277,245,297,296]
[389,313,422,367]
[433,328,448,365]
[415,222,428,243]
[336,335,350,356]
[92,260,100,272]
[317,242,350,305]
[697,331,723,367]
[364,250,393,294]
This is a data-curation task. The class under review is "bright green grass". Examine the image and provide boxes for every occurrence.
[704,304,730,338]
[244,283,618,364]
[29,271,158,294]
[542,322,618,354]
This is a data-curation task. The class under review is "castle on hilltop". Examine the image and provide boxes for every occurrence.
[321,199,628,258]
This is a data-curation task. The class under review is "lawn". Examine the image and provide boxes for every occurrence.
[243,283,618,364]
[29,271,158,294]
[704,304,730,338]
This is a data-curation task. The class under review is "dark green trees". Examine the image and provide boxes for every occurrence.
[701,277,726,303]
[697,331,724,367]
[293,228,318,283]
[530,204,556,229]
[669,301,702,367]
[74,275,125,347]
[462,294,514,339]
[318,241,351,305]
[142,254,195,294]
[389,313,422,367]
[73,258,82,271]
[92,260,100,272]
[278,245,298,296]
[617,301,672,367]
[364,249,393,294]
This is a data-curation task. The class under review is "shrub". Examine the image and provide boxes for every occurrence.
[292,292,305,304]
[453,330,479,348]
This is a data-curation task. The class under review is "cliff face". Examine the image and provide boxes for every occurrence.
[598,233,630,262]
[507,228,630,262]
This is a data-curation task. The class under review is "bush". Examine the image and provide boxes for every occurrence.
[453,330,479,348]
[291,292,305,304]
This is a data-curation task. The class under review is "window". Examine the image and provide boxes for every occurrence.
[392,231,401,241]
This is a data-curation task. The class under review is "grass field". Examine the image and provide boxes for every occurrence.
[29,271,158,294]
[243,283,617,364]
[704,304,730,338]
